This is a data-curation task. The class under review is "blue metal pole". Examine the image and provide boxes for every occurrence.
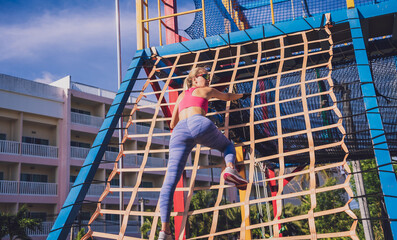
[47,49,148,240]
[347,8,397,238]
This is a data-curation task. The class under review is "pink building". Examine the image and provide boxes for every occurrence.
[0,73,227,239]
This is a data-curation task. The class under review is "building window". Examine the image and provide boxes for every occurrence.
[140,181,153,188]
[71,141,91,149]
[22,136,49,145]
[107,146,119,152]
[106,214,119,222]
[0,133,6,140]
[29,212,47,221]
[20,173,48,183]
[109,178,119,186]
[137,153,152,157]
[71,108,91,115]
[0,172,3,180]
[79,211,91,221]
[70,175,77,183]
[137,122,150,127]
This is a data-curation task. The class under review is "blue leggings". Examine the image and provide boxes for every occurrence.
[159,114,236,223]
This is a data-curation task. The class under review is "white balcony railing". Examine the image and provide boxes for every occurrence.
[70,148,121,162]
[21,142,58,158]
[0,180,57,195]
[71,112,104,128]
[195,168,222,178]
[70,146,90,159]
[0,139,19,155]
[104,151,119,162]
[127,124,171,141]
[123,155,167,168]
[0,180,18,194]
[0,140,58,158]
[19,181,57,195]
[69,183,105,197]
[80,220,139,234]
[86,183,105,196]
[70,149,168,168]
[71,81,154,106]
[26,221,53,236]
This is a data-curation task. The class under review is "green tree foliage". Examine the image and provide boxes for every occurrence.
[350,159,388,240]
[74,228,86,240]
[188,190,241,239]
[0,204,41,240]
[141,209,174,239]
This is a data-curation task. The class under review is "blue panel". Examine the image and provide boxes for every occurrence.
[276,19,313,35]
[219,33,231,45]
[263,24,284,38]
[205,34,229,48]
[47,50,148,240]
[230,30,252,44]
[155,42,190,56]
[354,50,369,65]
[351,38,365,50]
[302,14,324,29]
[356,66,372,82]
[357,1,397,19]
[348,8,397,239]
[331,10,348,24]
[361,85,376,97]
[350,28,363,38]
[181,38,210,52]
[245,26,265,41]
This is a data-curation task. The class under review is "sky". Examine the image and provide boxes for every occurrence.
[0,0,194,92]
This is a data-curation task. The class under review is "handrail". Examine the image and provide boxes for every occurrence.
[137,0,207,49]
[141,9,203,23]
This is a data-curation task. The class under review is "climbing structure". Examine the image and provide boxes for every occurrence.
[48,0,397,239]
[77,26,360,239]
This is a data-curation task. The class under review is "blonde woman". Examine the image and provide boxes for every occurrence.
[158,67,250,239]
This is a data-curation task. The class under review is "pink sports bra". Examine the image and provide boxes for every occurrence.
[178,87,208,113]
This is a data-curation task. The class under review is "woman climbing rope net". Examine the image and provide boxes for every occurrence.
[158,67,251,239]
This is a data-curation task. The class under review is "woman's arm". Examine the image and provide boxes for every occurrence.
[208,88,244,101]
[170,92,185,129]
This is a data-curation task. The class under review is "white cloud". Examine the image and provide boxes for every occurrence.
[33,71,58,84]
[0,8,136,61]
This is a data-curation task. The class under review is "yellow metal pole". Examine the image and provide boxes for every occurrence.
[201,0,207,37]
[141,9,203,22]
[158,0,163,46]
[346,0,355,9]
[270,0,275,24]
[145,0,150,48]
[236,146,251,240]
[136,0,144,50]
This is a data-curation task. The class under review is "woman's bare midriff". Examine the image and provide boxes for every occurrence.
[179,106,206,121]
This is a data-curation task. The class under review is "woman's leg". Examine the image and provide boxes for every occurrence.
[192,116,248,189]
[191,117,236,164]
[159,121,195,225]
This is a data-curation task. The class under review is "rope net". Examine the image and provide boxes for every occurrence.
[82,27,360,239]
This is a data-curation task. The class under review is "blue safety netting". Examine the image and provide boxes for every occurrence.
[185,0,390,39]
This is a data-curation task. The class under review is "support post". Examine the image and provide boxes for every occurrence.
[136,0,145,49]
[236,146,251,239]
[348,8,397,239]
[265,167,281,237]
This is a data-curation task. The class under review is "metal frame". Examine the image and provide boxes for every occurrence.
[136,0,207,49]
[347,7,397,238]
[50,1,397,239]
